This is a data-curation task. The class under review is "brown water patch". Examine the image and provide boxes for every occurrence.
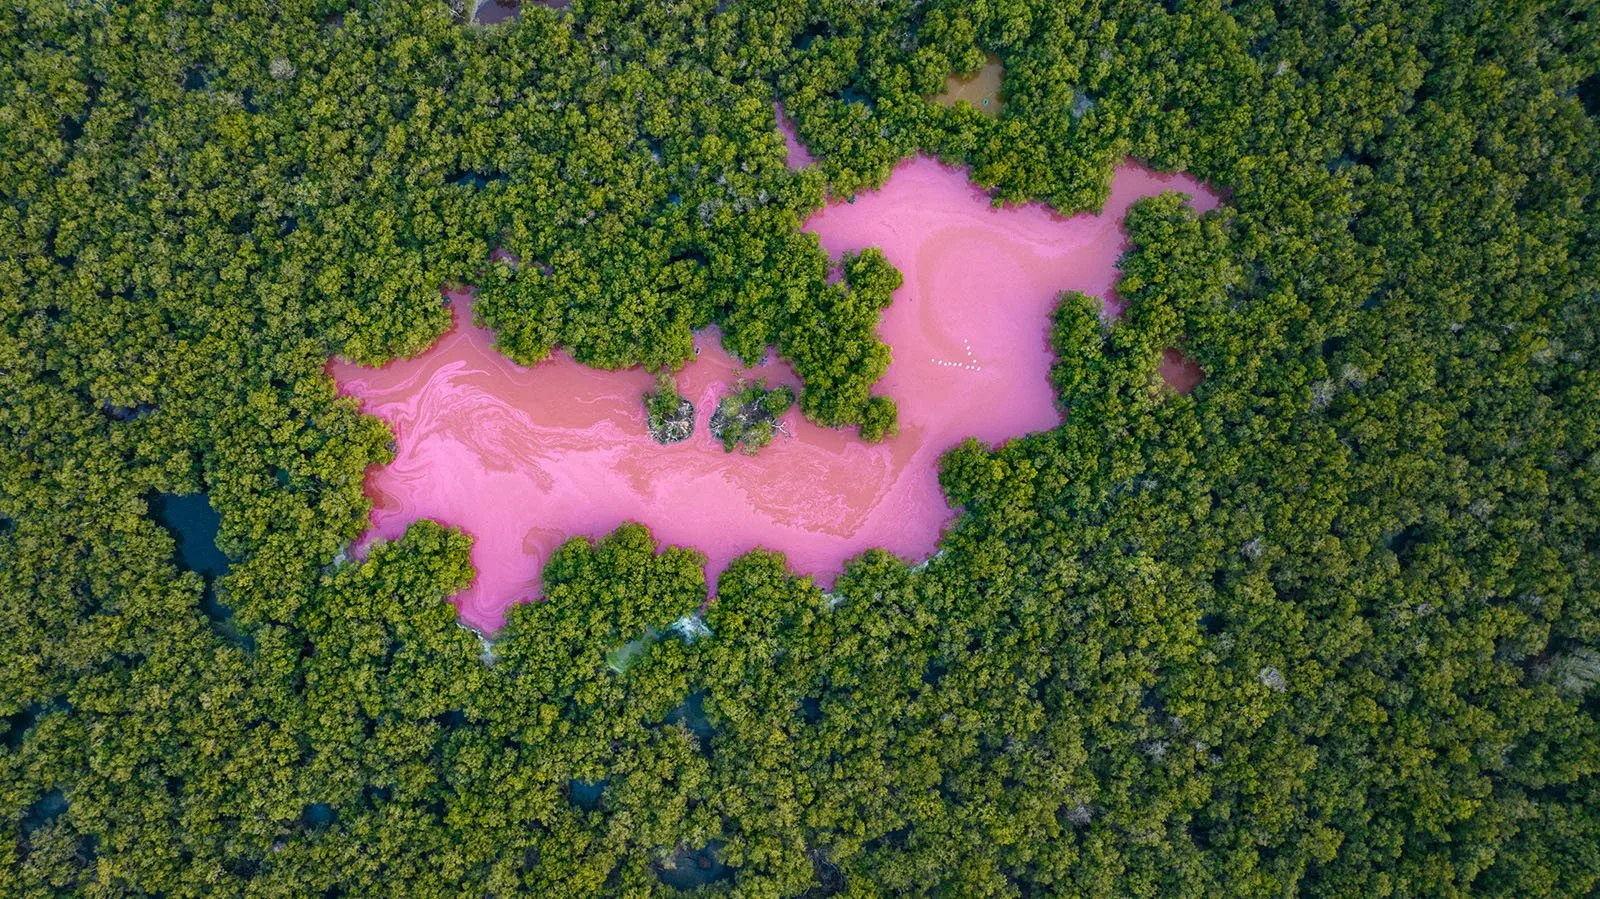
[1158,348,1205,394]
[474,0,520,23]
[475,0,569,19]
[932,55,1005,119]
[490,245,520,269]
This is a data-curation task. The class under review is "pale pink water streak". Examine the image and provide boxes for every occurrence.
[776,103,817,169]
[331,157,1219,630]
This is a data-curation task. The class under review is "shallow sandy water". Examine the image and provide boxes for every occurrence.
[932,55,1006,118]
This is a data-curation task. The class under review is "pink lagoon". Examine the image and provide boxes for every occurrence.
[331,157,1219,631]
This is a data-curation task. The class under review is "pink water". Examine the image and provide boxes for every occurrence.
[776,103,817,169]
[1158,347,1206,394]
[331,157,1219,631]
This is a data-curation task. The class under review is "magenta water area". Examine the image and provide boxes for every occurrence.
[330,156,1219,630]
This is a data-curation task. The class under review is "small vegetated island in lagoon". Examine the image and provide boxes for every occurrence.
[644,374,696,445]
[3,2,1599,898]
[708,379,796,454]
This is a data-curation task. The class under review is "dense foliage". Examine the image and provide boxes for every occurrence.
[708,379,795,453]
[3,0,1598,896]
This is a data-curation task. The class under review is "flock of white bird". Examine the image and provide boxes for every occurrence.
[930,337,983,372]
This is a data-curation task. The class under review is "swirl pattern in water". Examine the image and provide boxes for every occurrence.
[330,157,1219,630]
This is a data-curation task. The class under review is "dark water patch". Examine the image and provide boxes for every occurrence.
[22,790,68,835]
[101,400,155,422]
[226,208,254,235]
[654,841,733,891]
[179,66,208,91]
[862,826,910,854]
[837,85,876,112]
[1137,687,1165,716]
[1327,150,1379,175]
[149,493,229,579]
[807,848,846,895]
[302,802,337,830]
[921,660,948,687]
[225,855,261,878]
[449,170,508,189]
[1197,613,1223,636]
[792,23,829,51]
[1383,524,1424,560]
[435,709,467,728]
[797,696,823,724]
[1578,75,1600,117]
[474,0,521,23]
[665,691,715,756]
[60,80,97,143]
[203,591,255,651]
[75,833,99,870]
[3,697,68,750]
[149,492,254,648]
[1,709,32,749]
[363,785,392,804]
[568,778,606,811]
[667,249,708,269]
[0,515,14,535]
